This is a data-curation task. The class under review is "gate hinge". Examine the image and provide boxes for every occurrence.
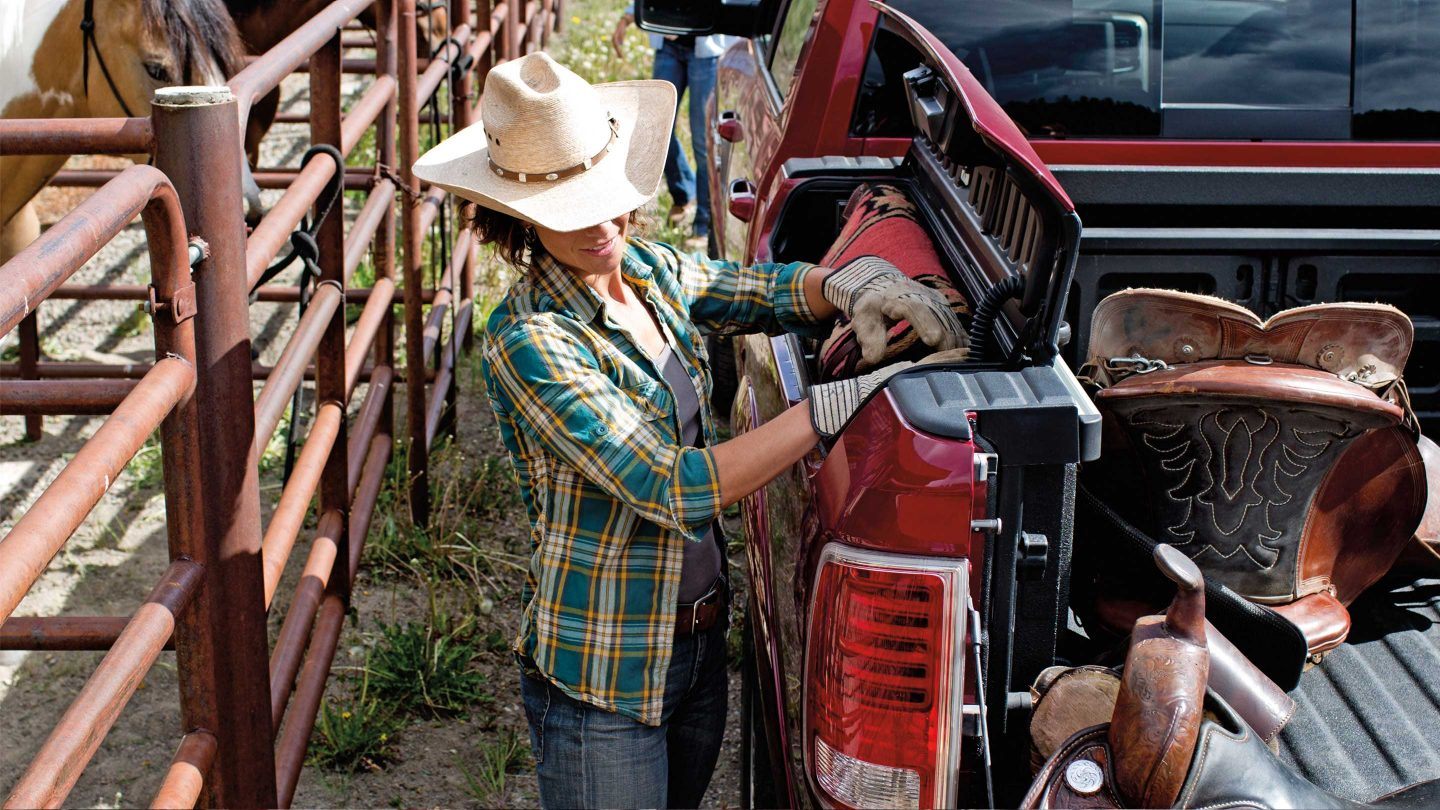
[146,282,197,324]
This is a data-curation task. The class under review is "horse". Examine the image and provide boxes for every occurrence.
[225,0,449,167]
[0,0,245,262]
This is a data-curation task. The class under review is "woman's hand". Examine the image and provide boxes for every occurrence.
[819,256,969,366]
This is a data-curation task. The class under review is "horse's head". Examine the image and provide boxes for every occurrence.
[82,0,244,118]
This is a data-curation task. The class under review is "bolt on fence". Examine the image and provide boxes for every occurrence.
[0,1,560,806]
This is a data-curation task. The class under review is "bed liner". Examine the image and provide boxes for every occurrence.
[1279,576,1440,801]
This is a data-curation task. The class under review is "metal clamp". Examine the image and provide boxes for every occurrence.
[146,283,197,324]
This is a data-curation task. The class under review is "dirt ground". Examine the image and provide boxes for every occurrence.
[1,4,745,807]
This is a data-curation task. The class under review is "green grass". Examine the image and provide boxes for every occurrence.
[366,610,490,718]
[458,728,530,805]
[307,668,404,773]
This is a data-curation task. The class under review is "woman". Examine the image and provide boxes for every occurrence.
[414,53,965,809]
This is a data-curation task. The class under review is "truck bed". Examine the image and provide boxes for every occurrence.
[1279,575,1440,801]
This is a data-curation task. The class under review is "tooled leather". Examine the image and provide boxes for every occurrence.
[1408,435,1440,564]
[1087,289,1413,387]
[1101,397,1377,600]
[1109,616,1209,808]
[1020,725,1123,810]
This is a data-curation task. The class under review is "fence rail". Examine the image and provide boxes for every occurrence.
[0,1,559,806]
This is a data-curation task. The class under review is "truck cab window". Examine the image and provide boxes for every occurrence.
[853,0,1440,140]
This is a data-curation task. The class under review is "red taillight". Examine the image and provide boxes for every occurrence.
[804,544,969,809]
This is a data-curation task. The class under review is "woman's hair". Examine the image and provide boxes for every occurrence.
[470,206,646,273]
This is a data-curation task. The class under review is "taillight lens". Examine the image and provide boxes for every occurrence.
[805,544,969,809]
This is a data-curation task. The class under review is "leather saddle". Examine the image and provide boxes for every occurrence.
[1078,289,1430,657]
[1022,545,1440,810]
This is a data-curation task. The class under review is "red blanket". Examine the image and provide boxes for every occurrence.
[817,182,970,380]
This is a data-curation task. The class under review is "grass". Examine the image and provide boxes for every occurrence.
[366,608,490,718]
[458,728,530,805]
[308,668,404,773]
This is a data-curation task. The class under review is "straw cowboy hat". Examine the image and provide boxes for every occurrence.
[413,52,675,232]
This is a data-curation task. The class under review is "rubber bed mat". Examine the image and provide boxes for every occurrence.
[1278,576,1440,801]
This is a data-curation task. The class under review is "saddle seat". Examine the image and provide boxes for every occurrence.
[1080,290,1428,657]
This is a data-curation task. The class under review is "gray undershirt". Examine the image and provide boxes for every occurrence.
[654,344,722,604]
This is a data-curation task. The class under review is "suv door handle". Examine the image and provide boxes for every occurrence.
[728,178,756,222]
[717,109,745,143]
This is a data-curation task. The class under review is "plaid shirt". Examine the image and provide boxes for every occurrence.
[482,238,828,725]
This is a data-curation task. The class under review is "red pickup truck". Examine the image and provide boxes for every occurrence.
[637,2,1440,808]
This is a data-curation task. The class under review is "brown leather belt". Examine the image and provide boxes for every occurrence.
[675,583,725,637]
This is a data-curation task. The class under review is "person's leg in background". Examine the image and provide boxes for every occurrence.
[652,40,695,220]
[686,51,719,246]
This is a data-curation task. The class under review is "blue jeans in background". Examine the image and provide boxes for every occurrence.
[652,39,718,237]
[519,619,729,809]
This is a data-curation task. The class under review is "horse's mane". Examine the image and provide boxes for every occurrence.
[141,0,245,83]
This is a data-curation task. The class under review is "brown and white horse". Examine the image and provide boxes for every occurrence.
[0,0,244,261]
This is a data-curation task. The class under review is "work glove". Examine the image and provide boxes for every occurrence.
[808,349,969,439]
[821,256,969,368]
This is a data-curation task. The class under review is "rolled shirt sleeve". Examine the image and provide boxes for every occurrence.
[485,315,723,541]
[632,239,831,339]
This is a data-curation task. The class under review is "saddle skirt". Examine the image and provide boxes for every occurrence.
[1082,289,1427,654]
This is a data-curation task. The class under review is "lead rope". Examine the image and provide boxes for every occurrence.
[80,0,137,118]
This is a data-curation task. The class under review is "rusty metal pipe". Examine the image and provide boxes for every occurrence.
[252,283,343,453]
[340,74,397,154]
[1,165,183,334]
[0,379,138,415]
[345,279,395,397]
[227,0,375,124]
[416,24,471,104]
[424,301,470,448]
[4,560,203,810]
[261,402,343,607]
[0,360,426,382]
[268,509,343,729]
[348,433,393,581]
[50,168,375,190]
[274,592,345,808]
[416,183,448,234]
[399,0,429,523]
[0,118,153,156]
[153,87,276,807]
[0,358,194,623]
[0,616,172,651]
[343,180,396,282]
[150,731,217,810]
[246,158,342,287]
[346,365,393,491]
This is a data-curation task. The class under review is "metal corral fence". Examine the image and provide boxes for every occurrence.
[0,1,558,806]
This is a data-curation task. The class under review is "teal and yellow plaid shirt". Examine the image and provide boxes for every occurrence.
[481,237,828,725]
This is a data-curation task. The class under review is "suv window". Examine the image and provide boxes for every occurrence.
[770,0,819,99]
[853,0,1440,141]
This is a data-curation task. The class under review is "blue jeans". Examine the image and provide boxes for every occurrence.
[652,40,717,237]
[519,620,729,809]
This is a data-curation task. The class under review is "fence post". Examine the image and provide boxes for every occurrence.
[376,0,398,432]
[506,0,521,62]
[399,0,430,524]
[311,26,352,602]
[151,86,277,809]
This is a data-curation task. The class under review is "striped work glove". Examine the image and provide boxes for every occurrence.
[821,256,969,368]
[807,348,972,439]
[808,360,915,439]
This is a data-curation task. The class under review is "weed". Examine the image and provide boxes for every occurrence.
[307,669,403,773]
[458,728,530,806]
[366,610,489,718]
[110,304,152,340]
[125,432,165,489]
